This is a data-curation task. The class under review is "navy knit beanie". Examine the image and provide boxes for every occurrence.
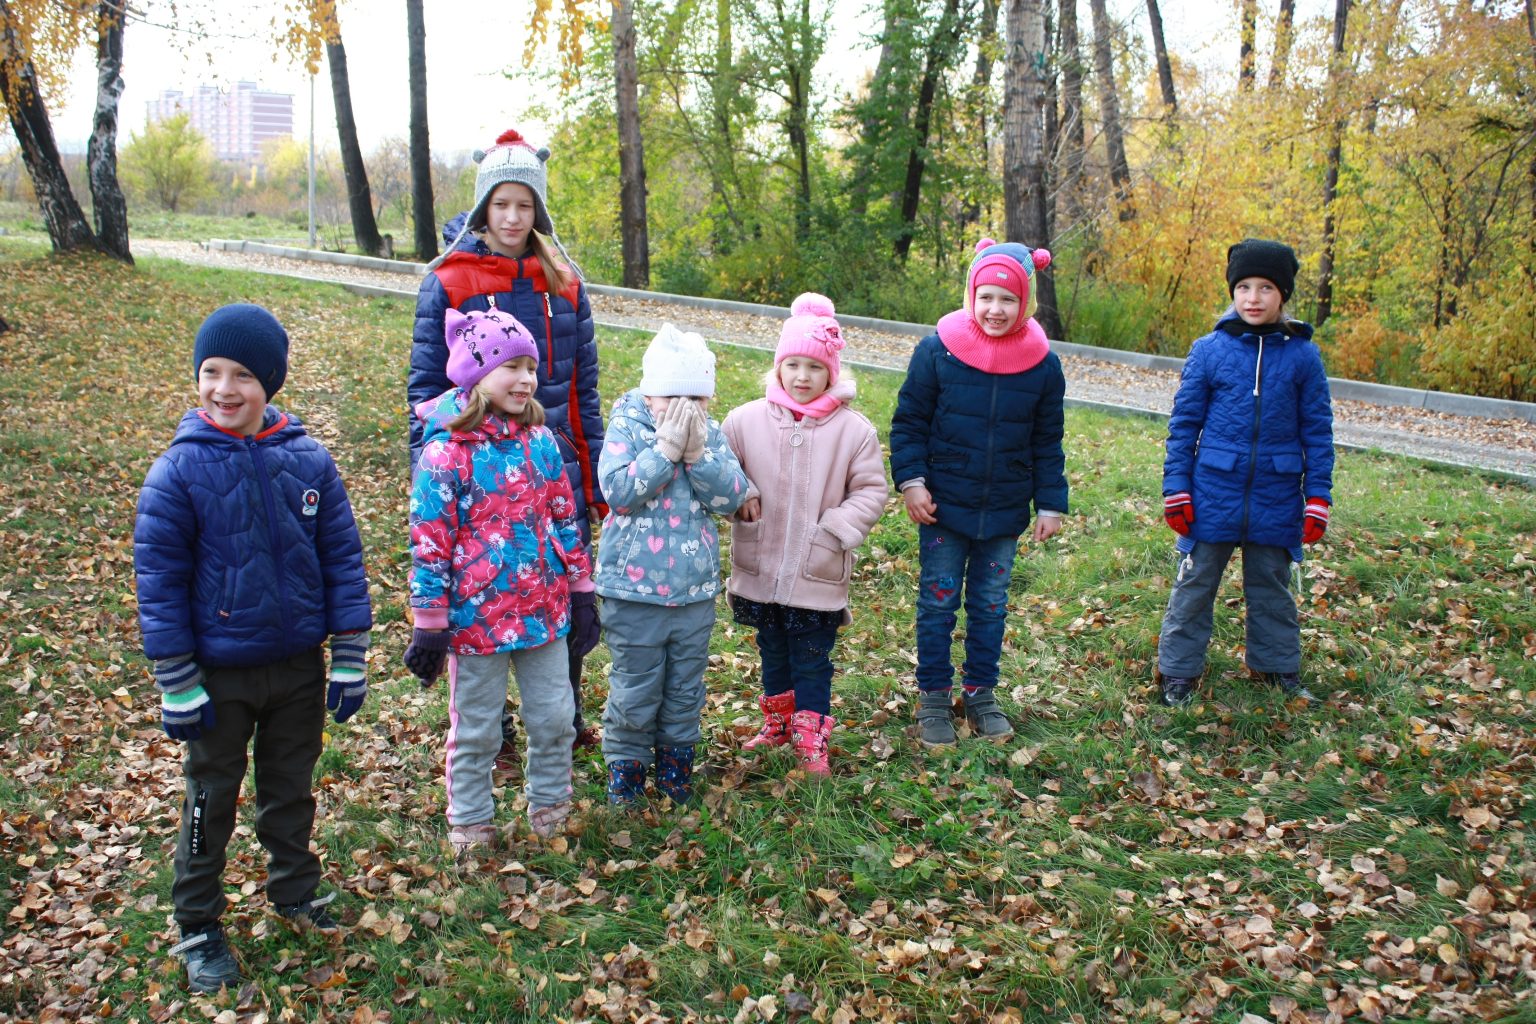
[1226,239,1299,302]
[193,304,289,400]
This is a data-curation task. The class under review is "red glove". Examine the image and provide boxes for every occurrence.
[1302,496,1330,544]
[1163,492,1194,536]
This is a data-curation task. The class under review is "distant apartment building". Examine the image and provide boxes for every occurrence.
[147,82,293,162]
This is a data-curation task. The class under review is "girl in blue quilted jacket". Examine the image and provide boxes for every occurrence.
[409,127,606,761]
[889,239,1068,752]
[1156,239,1335,708]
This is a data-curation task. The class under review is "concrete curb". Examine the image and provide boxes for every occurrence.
[204,239,1536,425]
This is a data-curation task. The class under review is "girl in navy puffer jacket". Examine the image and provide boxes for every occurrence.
[410,128,605,757]
[1156,239,1335,708]
[890,240,1068,751]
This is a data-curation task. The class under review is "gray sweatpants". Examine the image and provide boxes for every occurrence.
[446,641,573,823]
[1157,541,1300,678]
[601,597,715,764]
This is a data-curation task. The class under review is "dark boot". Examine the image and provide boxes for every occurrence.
[917,690,957,750]
[171,922,242,994]
[494,711,519,774]
[655,744,696,803]
[606,758,646,806]
[1262,672,1319,707]
[962,687,1014,743]
[1159,674,1199,707]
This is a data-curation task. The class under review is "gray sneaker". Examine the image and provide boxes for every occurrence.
[1159,675,1198,707]
[917,690,957,749]
[962,688,1014,743]
[1263,672,1319,707]
[170,922,242,994]
[276,892,339,934]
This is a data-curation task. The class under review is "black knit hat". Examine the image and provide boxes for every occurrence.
[193,304,289,400]
[1226,239,1300,302]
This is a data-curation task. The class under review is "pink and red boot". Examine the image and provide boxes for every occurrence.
[743,692,796,750]
[789,710,834,776]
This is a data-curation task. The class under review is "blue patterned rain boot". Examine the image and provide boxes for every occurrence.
[606,758,646,806]
[654,744,696,803]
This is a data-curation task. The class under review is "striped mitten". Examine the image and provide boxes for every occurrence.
[326,631,370,723]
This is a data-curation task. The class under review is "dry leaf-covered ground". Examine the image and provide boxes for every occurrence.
[1,248,1532,1024]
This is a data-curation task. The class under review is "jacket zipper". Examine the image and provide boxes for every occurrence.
[247,439,294,642]
[1239,336,1265,539]
[977,374,1001,537]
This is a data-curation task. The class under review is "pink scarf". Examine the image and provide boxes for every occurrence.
[765,377,856,419]
[936,308,1050,374]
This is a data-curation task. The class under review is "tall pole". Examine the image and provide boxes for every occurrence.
[307,73,316,248]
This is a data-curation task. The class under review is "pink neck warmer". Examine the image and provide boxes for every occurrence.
[765,377,856,419]
[936,309,1050,374]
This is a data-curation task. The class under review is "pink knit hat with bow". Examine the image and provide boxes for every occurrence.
[776,293,846,384]
[444,306,538,390]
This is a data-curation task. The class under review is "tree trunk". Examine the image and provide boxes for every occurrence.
[959,0,1000,229]
[1059,0,1086,229]
[1315,0,1351,326]
[785,0,813,241]
[0,0,99,254]
[1003,0,1062,338]
[895,0,965,260]
[849,0,905,218]
[613,0,650,287]
[1146,0,1177,115]
[1268,0,1296,89]
[406,0,436,261]
[1087,0,1133,219]
[326,36,383,255]
[1239,0,1257,91]
[87,0,131,263]
[1042,0,1058,241]
[1525,0,1535,284]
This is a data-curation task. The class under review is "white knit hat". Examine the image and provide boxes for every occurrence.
[640,324,716,397]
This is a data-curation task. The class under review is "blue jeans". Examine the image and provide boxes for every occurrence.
[915,525,1018,693]
[758,622,839,715]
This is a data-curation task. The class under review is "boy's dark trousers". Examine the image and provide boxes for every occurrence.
[172,648,326,929]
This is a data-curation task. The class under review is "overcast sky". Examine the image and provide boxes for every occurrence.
[41,0,1311,157]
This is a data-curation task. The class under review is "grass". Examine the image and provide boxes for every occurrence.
[0,244,1533,1023]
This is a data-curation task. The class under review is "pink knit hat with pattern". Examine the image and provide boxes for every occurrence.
[776,293,846,385]
[444,306,538,390]
[967,239,1052,320]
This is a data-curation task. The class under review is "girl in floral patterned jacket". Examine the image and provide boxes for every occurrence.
[402,308,599,849]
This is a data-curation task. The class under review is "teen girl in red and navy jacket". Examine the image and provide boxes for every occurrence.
[408,128,605,751]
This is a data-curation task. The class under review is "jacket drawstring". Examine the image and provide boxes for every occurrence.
[1253,336,1265,397]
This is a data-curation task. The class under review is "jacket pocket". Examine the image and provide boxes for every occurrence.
[802,526,850,585]
[216,566,237,620]
[1270,453,1304,474]
[452,549,501,603]
[1195,446,1240,473]
[733,520,762,575]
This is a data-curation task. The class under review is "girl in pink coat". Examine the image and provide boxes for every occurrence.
[721,294,889,774]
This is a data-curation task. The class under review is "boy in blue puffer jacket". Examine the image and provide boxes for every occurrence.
[134,304,373,995]
[890,239,1069,751]
[1156,239,1335,708]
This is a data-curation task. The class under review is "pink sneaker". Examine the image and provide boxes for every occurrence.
[447,822,497,854]
[789,709,834,776]
[528,802,571,839]
[743,692,796,750]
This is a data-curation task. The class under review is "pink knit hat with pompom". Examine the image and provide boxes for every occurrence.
[776,293,846,384]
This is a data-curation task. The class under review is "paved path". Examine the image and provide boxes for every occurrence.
[136,240,1536,482]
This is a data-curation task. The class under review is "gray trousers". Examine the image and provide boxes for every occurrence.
[1157,541,1300,678]
[601,597,715,764]
[446,641,573,823]
[173,648,324,928]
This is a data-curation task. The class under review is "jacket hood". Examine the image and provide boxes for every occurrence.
[172,406,301,446]
[1214,309,1314,341]
[415,387,523,446]
[609,388,656,428]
